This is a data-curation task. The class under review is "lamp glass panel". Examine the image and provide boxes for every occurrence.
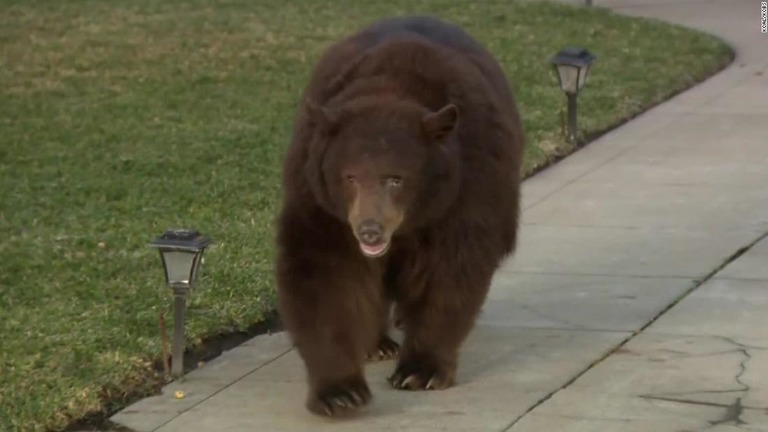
[162,250,197,285]
[557,64,581,94]
[577,65,590,90]
[190,252,204,285]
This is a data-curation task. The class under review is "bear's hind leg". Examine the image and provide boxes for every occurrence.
[389,262,494,391]
[366,300,400,362]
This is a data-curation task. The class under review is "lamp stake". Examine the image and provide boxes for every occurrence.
[567,93,578,144]
[171,286,189,378]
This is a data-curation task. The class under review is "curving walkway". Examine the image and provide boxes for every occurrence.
[112,1,768,430]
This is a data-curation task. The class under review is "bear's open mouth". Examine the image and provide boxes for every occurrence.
[359,241,390,258]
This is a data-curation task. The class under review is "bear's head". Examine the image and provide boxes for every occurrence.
[305,96,460,258]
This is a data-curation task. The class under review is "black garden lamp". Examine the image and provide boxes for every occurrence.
[150,229,212,378]
[550,47,596,144]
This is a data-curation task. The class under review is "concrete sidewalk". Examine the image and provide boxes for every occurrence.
[112,1,768,430]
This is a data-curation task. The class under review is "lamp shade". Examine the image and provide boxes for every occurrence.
[550,47,596,95]
[150,229,212,289]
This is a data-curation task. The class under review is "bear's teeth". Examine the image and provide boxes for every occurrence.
[360,242,388,257]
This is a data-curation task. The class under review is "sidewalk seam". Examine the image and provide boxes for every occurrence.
[499,230,768,431]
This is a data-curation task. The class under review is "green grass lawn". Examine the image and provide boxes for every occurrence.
[0,0,732,430]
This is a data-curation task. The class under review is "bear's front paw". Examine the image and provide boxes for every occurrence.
[388,360,455,391]
[366,334,400,362]
[307,376,372,417]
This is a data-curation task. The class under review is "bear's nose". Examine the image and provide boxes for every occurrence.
[357,220,384,246]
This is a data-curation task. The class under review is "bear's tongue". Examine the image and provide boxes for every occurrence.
[360,242,388,257]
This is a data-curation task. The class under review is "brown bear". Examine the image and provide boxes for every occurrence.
[275,15,524,417]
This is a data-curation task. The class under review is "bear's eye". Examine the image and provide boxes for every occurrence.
[386,176,403,188]
[345,175,356,184]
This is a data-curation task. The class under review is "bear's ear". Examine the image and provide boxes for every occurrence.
[305,100,339,132]
[422,104,459,142]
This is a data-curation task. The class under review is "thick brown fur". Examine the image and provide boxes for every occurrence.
[275,15,524,417]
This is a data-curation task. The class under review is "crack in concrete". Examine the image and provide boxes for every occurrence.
[639,337,757,428]
[641,395,721,409]
[709,398,746,427]
[642,393,763,410]
[705,337,753,427]
[643,388,743,397]
[501,231,768,431]
[649,347,744,358]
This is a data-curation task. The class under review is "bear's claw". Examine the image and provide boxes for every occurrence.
[308,378,372,417]
[366,334,400,362]
[388,363,454,391]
